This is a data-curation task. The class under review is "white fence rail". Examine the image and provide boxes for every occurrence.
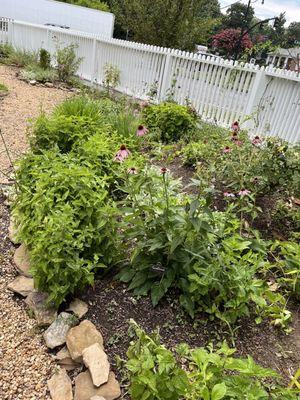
[1,18,299,143]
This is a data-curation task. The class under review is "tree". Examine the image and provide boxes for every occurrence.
[57,0,109,11]
[286,22,300,47]
[271,12,286,46]
[212,28,253,58]
[109,0,221,50]
[223,2,255,29]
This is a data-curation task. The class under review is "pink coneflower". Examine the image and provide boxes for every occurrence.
[231,132,238,141]
[252,135,262,146]
[140,101,149,109]
[222,146,232,154]
[223,192,235,198]
[238,188,250,196]
[231,121,240,132]
[160,167,170,174]
[114,144,130,162]
[233,139,243,146]
[127,167,137,175]
[136,125,148,137]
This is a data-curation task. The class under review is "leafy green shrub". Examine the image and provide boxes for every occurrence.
[39,48,51,70]
[142,102,196,143]
[3,47,38,67]
[126,321,297,400]
[57,0,109,11]
[20,65,57,83]
[55,43,82,83]
[13,151,119,306]
[103,63,120,95]
[118,168,290,328]
[0,43,13,61]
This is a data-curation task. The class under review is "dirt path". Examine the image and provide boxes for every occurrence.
[0,65,70,183]
[0,65,70,400]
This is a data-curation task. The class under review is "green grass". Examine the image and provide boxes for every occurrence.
[0,82,8,93]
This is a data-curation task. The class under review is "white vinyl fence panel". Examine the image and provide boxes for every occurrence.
[1,18,299,143]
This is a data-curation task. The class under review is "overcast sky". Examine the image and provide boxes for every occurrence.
[219,0,300,25]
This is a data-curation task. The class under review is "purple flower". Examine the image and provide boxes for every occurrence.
[231,121,240,132]
[160,167,170,174]
[223,192,235,198]
[114,144,130,162]
[252,136,262,146]
[140,101,149,109]
[127,167,137,175]
[222,146,232,154]
[136,125,148,137]
[238,189,251,196]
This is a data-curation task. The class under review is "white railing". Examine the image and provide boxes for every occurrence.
[1,18,299,143]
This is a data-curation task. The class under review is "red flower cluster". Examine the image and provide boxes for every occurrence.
[212,29,253,57]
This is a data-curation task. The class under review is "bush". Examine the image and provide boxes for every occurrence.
[13,151,119,306]
[3,47,38,67]
[142,102,196,143]
[55,43,82,83]
[20,65,57,83]
[126,321,298,400]
[39,48,51,70]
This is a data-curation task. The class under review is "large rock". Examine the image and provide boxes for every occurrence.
[44,312,77,349]
[66,320,103,362]
[25,291,57,326]
[55,347,81,371]
[67,298,88,319]
[8,217,20,244]
[47,369,73,400]
[7,276,34,297]
[82,343,110,387]
[13,244,32,277]
[74,371,121,400]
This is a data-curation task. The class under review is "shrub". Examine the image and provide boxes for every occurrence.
[126,321,297,400]
[13,151,119,306]
[3,47,38,67]
[103,63,120,95]
[55,43,82,83]
[142,102,196,143]
[20,65,57,83]
[39,48,51,70]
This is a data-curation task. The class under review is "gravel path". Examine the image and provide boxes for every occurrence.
[0,65,71,399]
[0,65,70,183]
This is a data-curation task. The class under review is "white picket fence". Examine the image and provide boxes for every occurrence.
[1,18,300,143]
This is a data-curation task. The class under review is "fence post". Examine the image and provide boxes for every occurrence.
[244,67,268,131]
[91,38,97,83]
[159,51,172,101]
[7,20,14,46]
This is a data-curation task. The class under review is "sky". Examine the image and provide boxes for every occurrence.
[219,0,300,25]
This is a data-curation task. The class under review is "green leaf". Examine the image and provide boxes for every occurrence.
[211,382,227,400]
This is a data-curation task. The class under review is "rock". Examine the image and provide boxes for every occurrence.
[47,369,73,400]
[82,343,109,387]
[67,298,88,319]
[25,291,57,326]
[45,82,54,88]
[66,320,103,362]
[8,217,20,244]
[90,397,106,400]
[13,244,32,277]
[43,312,77,349]
[55,347,81,371]
[7,276,34,297]
[74,371,120,400]
[29,80,37,85]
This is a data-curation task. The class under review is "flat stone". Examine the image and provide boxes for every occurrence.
[44,312,77,349]
[55,347,81,370]
[47,369,73,400]
[66,320,103,362]
[74,371,121,400]
[7,276,34,297]
[13,244,32,277]
[8,217,20,244]
[83,343,110,387]
[45,82,54,87]
[90,397,106,400]
[67,298,88,318]
[25,291,57,326]
[29,79,37,85]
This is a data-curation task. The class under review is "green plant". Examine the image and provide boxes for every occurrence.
[20,65,58,83]
[271,199,300,241]
[39,48,51,70]
[13,150,120,306]
[125,321,298,400]
[0,82,8,93]
[3,46,38,67]
[55,43,82,83]
[103,64,120,95]
[142,102,197,143]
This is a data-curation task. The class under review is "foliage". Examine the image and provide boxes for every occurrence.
[56,0,109,11]
[103,64,120,95]
[0,82,8,93]
[142,103,196,143]
[55,43,82,83]
[286,21,300,47]
[0,45,38,67]
[271,199,300,241]
[223,2,255,30]
[20,65,58,83]
[39,48,51,70]
[118,168,290,328]
[125,321,298,400]
[13,151,119,306]
[212,28,253,57]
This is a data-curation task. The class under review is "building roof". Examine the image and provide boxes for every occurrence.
[268,47,300,57]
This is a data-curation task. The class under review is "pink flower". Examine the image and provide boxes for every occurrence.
[238,189,250,196]
[231,121,240,132]
[223,192,235,198]
[231,132,238,141]
[127,167,137,175]
[160,167,170,174]
[252,136,262,146]
[136,125,148,137]
[222,146,232,154]
[233,139,243,146]
[114,144,130,162]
